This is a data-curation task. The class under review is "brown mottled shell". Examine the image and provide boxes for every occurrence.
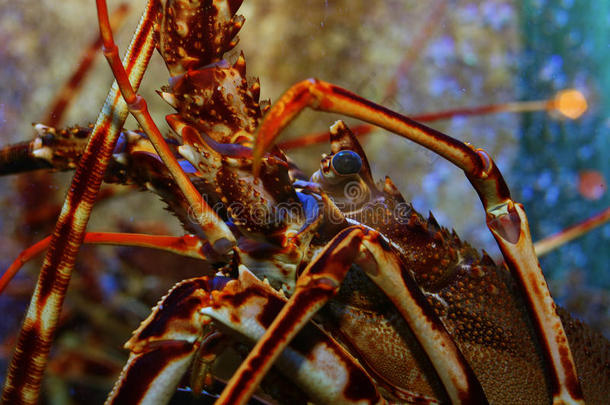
[156,0,245,75]
[167,57,263,145]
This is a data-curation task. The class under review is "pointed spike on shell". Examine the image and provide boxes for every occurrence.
[406,209,429,232]
[277,288,287,299]
[157,90,179,109]
[383,176,407,203]
[383,176,401,196]
[249,78,261,102]
[237,265,270,290]
[34,123,54,136]
[233,51,247,77]
[230,15,245,39]
[407,211,421,228]
[228,0,245,17]
[228,37,240,52]
[481,251,495,266]
[260,99,271,113]
[440,226,452,241]
[428,211,440,230]
[432,230,445,243]
[233,15,245,29]
[166,114,188,136]
[329,120,349,154]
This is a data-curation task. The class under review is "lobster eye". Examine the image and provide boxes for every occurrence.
[331,150,362,175]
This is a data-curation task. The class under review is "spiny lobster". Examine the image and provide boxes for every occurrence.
[0,0,608,404]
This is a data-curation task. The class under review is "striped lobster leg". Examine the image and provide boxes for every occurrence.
[106,267,387,405]
[251,78,585,405]
[1,2,159,403]
[216,226,487,405]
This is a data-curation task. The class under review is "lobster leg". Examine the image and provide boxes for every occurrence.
[217,225,487,405]
[1,2,159,403]
[106,268,386,405]
[95,0,235,254]
[105,276,217,405]
[251,79,584,405]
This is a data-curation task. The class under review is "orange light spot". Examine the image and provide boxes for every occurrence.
[554,89,587,119]
[578,170,606,200]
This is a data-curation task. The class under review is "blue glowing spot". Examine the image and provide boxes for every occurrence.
[481,2,514,31]
[522,186,534,201]
[422,172,442,195]
[457,4,479,24]
[448,116,467,134]
[429,76,447,97]
[544,186,560,206]
[552,9,569,27]
[179,160,197,173]
[539,54,563,82]
[100,273,119,299]
[577,145,593,160]
[536,170,554,189]
[426,36,455,67]
[568,30,582,46]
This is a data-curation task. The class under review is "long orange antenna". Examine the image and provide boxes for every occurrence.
[0,233,209,294]
[44,3,131,127]
[279,89,588,151]
[535,207,610,257]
